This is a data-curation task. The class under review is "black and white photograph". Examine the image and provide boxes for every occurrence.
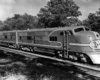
[0,0,100,80]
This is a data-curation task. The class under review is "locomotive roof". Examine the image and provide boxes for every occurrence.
[0,26,86,33]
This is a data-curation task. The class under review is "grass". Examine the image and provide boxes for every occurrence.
[0,60,86,80]
[0,73,28,80]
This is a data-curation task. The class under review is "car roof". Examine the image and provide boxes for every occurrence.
[0,26,85,33]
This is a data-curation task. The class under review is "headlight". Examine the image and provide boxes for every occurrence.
[90,41,97,49]
[90,39,100,49]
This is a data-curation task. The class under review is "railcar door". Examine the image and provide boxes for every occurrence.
[61,31,69,59]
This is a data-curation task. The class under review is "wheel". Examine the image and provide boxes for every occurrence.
[84,54,93,64]
[30,47,34,52]
[54,50,60,58]
[76,53,93,64]
[69,52,78,61]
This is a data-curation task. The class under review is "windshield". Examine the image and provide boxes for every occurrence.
[85,27,90,31]
[74,28,84,33]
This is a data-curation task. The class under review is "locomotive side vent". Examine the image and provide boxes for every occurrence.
[50,36,57,41]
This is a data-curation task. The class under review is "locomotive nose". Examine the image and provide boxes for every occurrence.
[88,32,100,49]
[75,31,100,50]
[75,31,95,43]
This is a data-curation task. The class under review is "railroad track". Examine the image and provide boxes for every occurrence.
[35,58,100,80]
[0,46,100,79]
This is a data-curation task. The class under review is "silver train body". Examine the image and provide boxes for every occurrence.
[0,26,100,64]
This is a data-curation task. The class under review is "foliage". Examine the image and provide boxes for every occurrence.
[83,9,100,32]
[0,13,38,31]
[38,0,82,28]
[0,0,82,30]
[0,21,4,30]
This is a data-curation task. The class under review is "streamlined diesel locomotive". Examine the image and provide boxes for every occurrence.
[0,26,100,64]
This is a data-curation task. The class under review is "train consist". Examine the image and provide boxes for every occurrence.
[0,26,100,64]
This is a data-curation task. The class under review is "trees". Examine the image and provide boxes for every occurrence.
[1,13,38,31]
[0,0,82,31]
[83,9,100,32]
[0,21,4,30]
[38,0,81,28]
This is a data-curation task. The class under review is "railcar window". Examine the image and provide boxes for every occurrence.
[60,32,67,35]
[68,31,73,35]
[60,32,64,35]
[27,36,32,40]
[19,36,22,40]
[74,28,84,33]
[50,36,57,41]
[5,36,7,39]
[85,27,89,31]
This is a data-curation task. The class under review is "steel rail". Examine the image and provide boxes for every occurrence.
[0,46,100,78]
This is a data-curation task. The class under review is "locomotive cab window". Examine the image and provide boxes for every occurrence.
[74,28,84,33]
[60,31,73,35]
[50,36,57,41]
[68,30,73,35]
[85,27,90,31]
[60,32,64,35]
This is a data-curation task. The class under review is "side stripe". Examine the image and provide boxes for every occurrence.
[69,43,90,46]
[18,42,62,48]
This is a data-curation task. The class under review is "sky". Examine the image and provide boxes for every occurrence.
[74,0,100,20]
[0,0,100,21]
